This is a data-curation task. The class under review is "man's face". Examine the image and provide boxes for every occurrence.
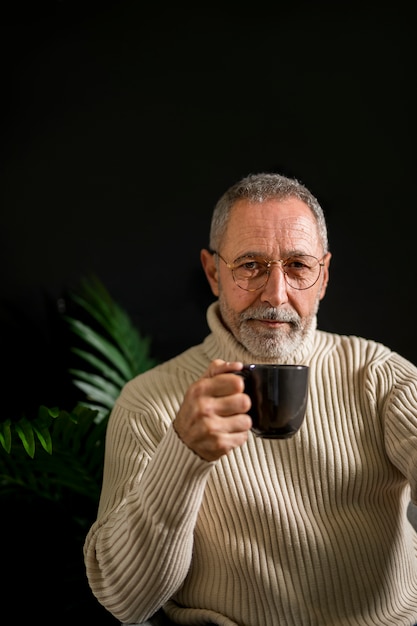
[201,198,331,359]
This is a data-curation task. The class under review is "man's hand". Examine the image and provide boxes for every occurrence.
[173,359,252,461]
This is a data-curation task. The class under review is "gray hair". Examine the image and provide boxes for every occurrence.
[209,172,329,254]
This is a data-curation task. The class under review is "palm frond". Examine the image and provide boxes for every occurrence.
[70,347,126,387]
[66,318,135,381]
[0,406,57,457]
[68,274,157,377]
[0,404,102,502]
[64,275,157,418]
[0,275,157,510]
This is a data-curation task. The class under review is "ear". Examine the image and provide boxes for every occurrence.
[319,252,332,300]
[200,249,220,296]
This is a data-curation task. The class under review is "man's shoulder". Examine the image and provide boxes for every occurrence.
[111,342,211,417]
[124,342,210,392]
[314,328,393,361]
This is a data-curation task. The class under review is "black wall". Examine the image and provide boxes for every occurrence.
[1,1,415,412]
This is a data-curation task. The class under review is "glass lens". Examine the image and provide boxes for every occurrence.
[283,255,320,289]
[232,255,320,291]
[233,258,269,290]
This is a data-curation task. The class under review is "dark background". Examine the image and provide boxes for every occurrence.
[1,1,416,411]
[0,1,415,622]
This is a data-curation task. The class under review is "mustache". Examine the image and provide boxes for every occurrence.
[240,306,300,325]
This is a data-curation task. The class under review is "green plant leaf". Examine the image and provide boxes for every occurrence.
[65,318,135,381]
[70,375,120,409]
[14,417,36,459]
[70,347,126,387]
[32,422,53,455]
[0,274,156,525]
[68,275,157,376]
[0,419,12,453]
[63,275,158,421]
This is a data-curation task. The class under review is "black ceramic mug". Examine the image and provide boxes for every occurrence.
[238,364,309,439]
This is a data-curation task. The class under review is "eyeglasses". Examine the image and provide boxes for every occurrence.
[213,251,325,292]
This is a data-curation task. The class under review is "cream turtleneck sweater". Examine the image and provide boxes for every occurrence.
[84,302,417,625]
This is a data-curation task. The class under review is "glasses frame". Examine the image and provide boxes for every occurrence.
[212,250,325,292]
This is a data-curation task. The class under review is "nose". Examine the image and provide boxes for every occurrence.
[260,262,289,306]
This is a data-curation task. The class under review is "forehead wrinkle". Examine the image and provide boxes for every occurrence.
[226,214,321,260]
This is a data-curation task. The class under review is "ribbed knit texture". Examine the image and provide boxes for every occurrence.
[84,302,417,625]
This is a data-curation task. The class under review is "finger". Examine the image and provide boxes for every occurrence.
[210,412,252,434]
[196,371,245,401]
[204,359,243,379]
[210,392,251,417]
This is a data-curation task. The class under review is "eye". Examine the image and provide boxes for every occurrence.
[288,258,308,269]
[234,257,268,278]
[285,256,316,271]
[240,260,260,270]
[237,257,269,269]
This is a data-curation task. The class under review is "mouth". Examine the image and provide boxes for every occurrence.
[250,318,289,328]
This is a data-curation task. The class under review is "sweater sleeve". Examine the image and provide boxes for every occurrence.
[83,400,215,624]
[379,352,417,504]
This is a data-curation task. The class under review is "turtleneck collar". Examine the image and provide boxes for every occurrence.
[202,301,317,366]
